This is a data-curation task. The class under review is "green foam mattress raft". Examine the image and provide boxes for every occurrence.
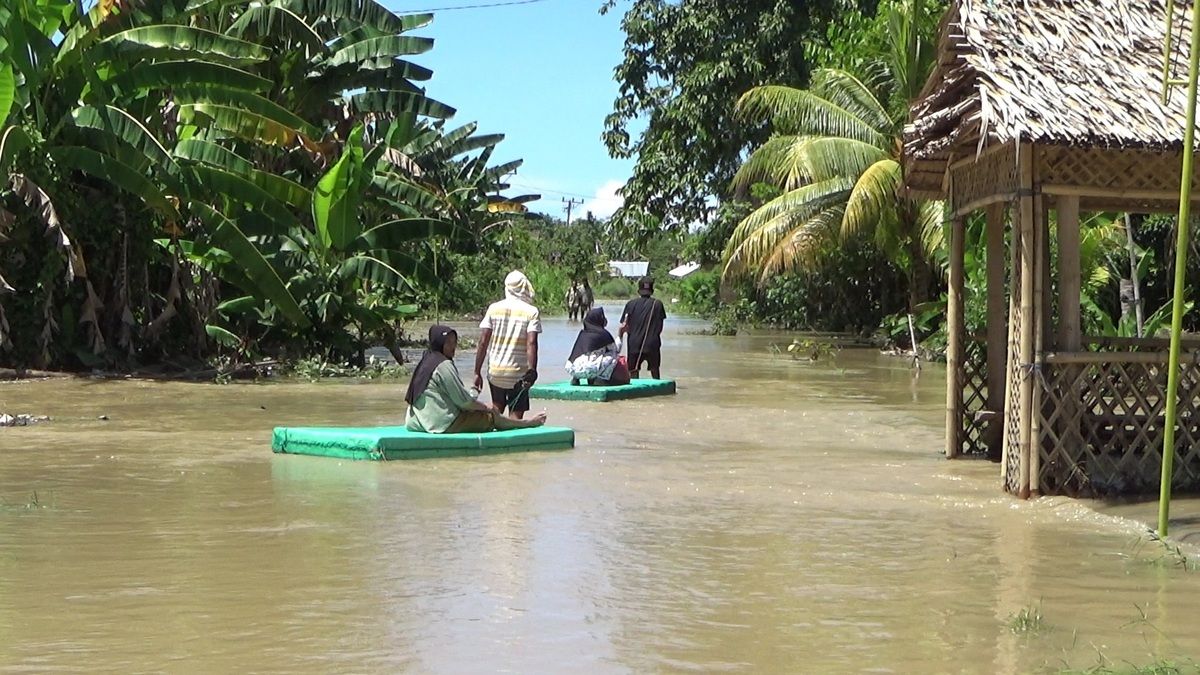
[529,378,676,402]
[272,425,575,461]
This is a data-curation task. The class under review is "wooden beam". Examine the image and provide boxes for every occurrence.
[985,203,1007,462]
[1057,196,1082,351]
[946,216,966,459]
[1042,184,1200,203]
[1044,351,1199,364]
[952,192,1019,218]
[1016,142,1036,498]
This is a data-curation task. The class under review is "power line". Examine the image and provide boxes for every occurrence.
[397,0,551,13]
[507,181,593,199]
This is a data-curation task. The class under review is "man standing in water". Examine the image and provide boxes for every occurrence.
[619,276,667,379]
[476,270,542,419]
[565,280,581,322]
[580,278,594,315]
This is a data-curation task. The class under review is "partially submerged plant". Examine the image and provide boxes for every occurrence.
[1008,602,1048,635]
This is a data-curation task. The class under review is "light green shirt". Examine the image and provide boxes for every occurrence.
[406,360,478,433]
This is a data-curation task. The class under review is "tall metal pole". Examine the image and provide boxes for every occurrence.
[1158,0,1200,537]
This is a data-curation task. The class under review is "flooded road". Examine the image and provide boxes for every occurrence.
[2,305,1199,672]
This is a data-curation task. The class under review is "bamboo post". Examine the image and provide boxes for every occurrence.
[1028,193,1048,495]
[1159,0,1200,537]
[946,216,966,459]
[986,203,1007,461]
[1057,196,1082,351]
[1017,143,1037,499]
[1055,196,1083,470]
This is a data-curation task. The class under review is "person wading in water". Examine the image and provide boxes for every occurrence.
[476,270,542,420]
[619,276,667,379]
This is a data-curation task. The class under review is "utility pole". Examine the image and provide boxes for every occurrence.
[562,197,583,225]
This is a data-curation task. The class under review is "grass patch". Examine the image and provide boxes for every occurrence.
[1061,658,1199,674]
[1008,602,1048,635]
[0,492,49,512]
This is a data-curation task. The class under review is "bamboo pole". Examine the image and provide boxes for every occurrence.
[986,203,1007,461]
[1159,0,1200,537]
[1057,196,1082,351]
[1017,143,1036,499]
[946,216,966,459]
[1029,194,1048,495]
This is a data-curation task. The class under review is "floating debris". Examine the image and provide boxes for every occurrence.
[0,413,49,427]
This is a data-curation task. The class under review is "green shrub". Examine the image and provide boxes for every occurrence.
[596,276,635,298]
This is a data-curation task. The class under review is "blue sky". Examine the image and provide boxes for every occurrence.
[382,0,639,219]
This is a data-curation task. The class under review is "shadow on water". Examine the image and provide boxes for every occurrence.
[0,309,1198,671]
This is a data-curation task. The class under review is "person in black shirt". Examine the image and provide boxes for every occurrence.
[619,276,667,379]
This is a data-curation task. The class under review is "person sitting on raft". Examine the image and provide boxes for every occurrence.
[565,308,630,387]
[406,325,547,433]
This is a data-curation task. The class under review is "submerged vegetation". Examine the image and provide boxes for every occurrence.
[1008,602,1049,635]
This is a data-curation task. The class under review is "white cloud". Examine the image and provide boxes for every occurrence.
[581,180,625,220]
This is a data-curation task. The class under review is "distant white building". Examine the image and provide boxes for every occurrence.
[668,262,700,278]
[607,261,650,278]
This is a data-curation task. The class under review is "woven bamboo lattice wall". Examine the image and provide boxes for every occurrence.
[949,148,1018,214]
[1038,146,1200,212]
[957,340,991,456]
[1037,356,1200,496]
[1002,229,1025,494]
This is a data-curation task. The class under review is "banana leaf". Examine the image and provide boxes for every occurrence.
[327,36,433,68]
[99,25,269,65]
[313,125,365,251]
[108,60,272,94]
[348,90,455,120]
[49,146,178,217]
[191,201,310,327]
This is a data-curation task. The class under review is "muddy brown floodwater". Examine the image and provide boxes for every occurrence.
[2,305,1200,673]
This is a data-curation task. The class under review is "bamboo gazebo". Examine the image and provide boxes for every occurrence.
[905,0,1200,496]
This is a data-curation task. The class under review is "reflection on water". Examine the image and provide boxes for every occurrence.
[1,307,1199,672]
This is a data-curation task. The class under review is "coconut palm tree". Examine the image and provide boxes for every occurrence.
[721,0,942,309]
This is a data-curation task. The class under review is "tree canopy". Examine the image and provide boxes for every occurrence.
[600,0,863,232]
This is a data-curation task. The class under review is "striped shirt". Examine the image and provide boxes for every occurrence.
[480,297,542,388]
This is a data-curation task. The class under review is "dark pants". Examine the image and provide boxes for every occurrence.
[629,350,661,379]
[489,382,531,414]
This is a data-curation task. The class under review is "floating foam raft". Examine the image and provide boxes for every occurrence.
[272,425,575,461]
[529,378,676,402]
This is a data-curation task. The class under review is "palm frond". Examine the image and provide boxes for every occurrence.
[755,203,847,285]
[733,135,889,192]
[811,69,894,135]
[736,85,890,148]
[916,199,946,265]
[722,177,854,282]
[841,159,902,241]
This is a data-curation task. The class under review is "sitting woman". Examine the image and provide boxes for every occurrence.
[406,325,547,433]
[565,308,630,386]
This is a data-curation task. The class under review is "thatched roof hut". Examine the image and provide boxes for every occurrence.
[906,0,1194,208]
[905,0,1200,499]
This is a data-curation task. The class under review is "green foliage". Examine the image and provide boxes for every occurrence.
[678,270,721,316]
[1007,602,1047,635]
[709,306,741,336]
[596,276,636,299]
[724,0,943,309]
[785,337,840,361]
[0,0,530,370]
[600,0,854,232]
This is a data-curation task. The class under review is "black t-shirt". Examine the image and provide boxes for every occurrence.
[621,296,667,354]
